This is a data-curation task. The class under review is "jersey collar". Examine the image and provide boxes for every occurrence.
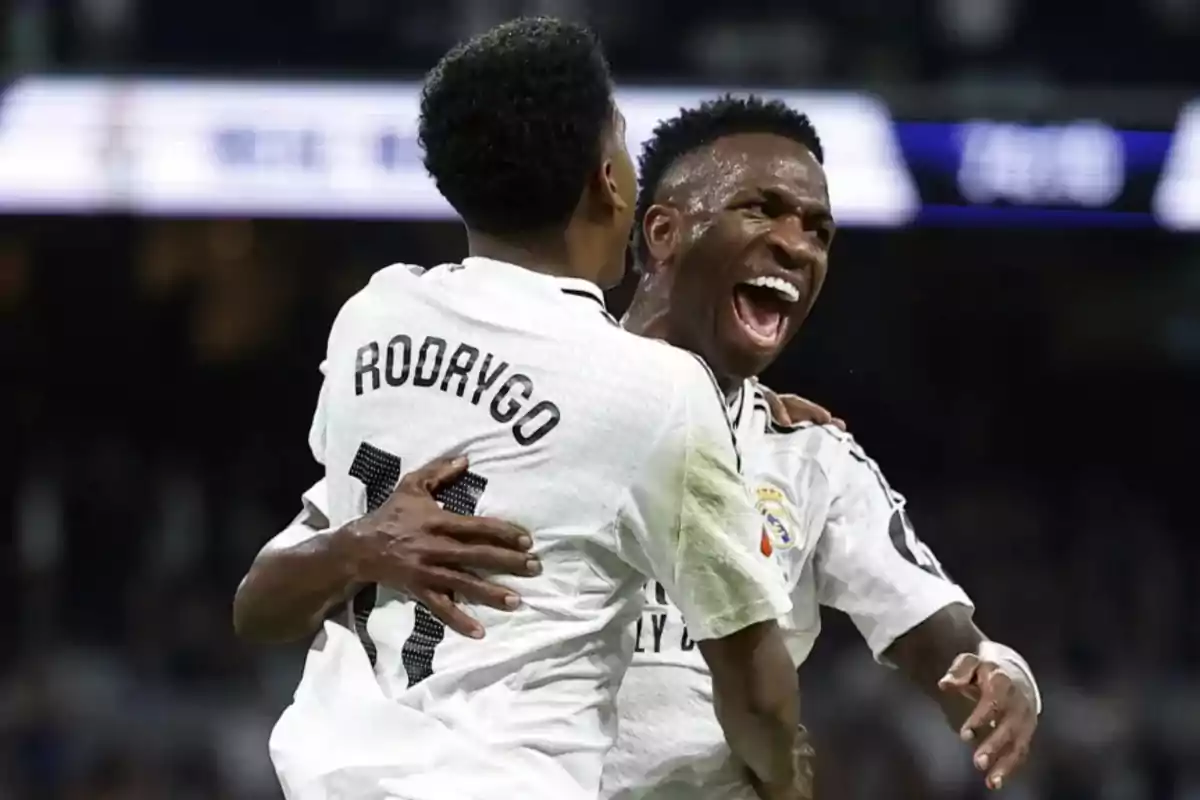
[460,256,613,322]
[726,383,746,424]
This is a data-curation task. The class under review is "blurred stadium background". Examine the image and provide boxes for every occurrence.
[1,1,1199,798]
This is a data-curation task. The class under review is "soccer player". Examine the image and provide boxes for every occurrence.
[251,20,805,800]
[238,97,1041,798]
[610,96,1041,796]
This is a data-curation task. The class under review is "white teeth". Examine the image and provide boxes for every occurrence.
[743,275,800,303]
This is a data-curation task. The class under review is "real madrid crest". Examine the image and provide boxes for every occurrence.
[755,485,799,556]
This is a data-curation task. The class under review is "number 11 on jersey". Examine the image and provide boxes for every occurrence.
[347,442,489,687]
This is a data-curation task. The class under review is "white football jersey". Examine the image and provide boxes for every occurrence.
[275,258,791,800]
[600,380,974,800]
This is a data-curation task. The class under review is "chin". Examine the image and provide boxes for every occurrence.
[718,324,790,383]
[729,349,775,384]
[713,339,777,388]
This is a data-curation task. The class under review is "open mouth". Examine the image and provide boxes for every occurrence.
[731,276,801,348]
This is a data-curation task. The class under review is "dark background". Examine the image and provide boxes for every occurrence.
[2,1,1199,798]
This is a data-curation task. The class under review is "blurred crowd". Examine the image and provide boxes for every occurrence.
[0,218,1195,798]
[5,0,1200,84]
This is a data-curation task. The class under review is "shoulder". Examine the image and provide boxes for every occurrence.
[591,340,733,450]
[629,344,730,433]
[586,333,709,395]
[333,262,427,321]
[362,262,431,297]
[745,384,875,482]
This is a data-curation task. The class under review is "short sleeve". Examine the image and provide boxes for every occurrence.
[259,481,331,552]
[300,480,330,528]
[813,439,973,659]
[617,355,792,642]
[308,360,330,465]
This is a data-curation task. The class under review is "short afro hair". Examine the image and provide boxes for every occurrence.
[633,94,824,263]
[419,17,615,237]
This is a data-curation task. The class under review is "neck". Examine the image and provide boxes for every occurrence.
[623,274,743,399]
[467,229,595,284]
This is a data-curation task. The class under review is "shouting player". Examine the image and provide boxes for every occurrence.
[253,20,806,800]
[237,96,1041,797]
[607,97,1040,796]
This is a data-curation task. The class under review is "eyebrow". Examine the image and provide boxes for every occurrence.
[759,187,833,219]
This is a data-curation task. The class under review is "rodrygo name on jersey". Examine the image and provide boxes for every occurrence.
[295,258,790,800]
[353,333,562,447]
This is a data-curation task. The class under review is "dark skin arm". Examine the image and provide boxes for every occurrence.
[233,456,539,643]
[757,383,845,431]
[700,621,810,800]
[885,603,1039,791]
[885,603,983,729]
[767,395,1039,791]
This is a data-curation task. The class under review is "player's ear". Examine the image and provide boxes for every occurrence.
[600,158,628,212]
[585,157,627,223]
[641,204,681,269]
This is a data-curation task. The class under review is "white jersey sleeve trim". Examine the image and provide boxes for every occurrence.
[300,480,330,528]
[257,481,331,554]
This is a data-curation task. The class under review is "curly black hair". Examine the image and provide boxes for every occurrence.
[633,94,824,264]
[418,17,615,237]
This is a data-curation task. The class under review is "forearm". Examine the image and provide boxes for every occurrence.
[233,523,362,644]
[702,623,804,797]
[885,603,983,729]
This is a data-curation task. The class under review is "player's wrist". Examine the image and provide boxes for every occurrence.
[327,516,375,589]
[978,640,1042,714]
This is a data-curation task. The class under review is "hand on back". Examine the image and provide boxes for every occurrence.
[755,381,846,431]
[348,456,540,638]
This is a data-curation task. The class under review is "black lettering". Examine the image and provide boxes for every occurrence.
[490,373,533,423]
[651,614,667,652]
[654,582,668,605]
[413,337,447,387]
[472,354,508,405]
[440,343,480,398]
[633,617,646,653]
[681,627,695,651]
[354,334,562,447]
[355,342,381,395]
[512,401,561,446]
[384,334,413,386]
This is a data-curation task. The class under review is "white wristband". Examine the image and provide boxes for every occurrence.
[978,640,1042,715]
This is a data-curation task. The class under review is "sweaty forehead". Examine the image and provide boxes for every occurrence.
[657,132,827,209]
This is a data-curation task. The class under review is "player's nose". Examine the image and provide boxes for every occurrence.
[765,217,820,272]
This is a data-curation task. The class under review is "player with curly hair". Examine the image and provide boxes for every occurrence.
[243,91,1043,799]
[256,20,807,800]
[611,93,1040,799]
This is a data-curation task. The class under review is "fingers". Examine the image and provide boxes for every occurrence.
[433,514,533,551]
[761,388,792,426]
[757,386,842,430]
[412,564,526,638]
[419,590,484,639]
[400,455,470,494]
[958,666,1004,742]
[779,394,833,426]
[981,720,1034,791]
[972,714,1013,772]
[972,717,1021,790]
[422,565,522,613]
[431,541,542,578]
[971,671,1035,790]
[830,416,848,431]
[938,652,982,693]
